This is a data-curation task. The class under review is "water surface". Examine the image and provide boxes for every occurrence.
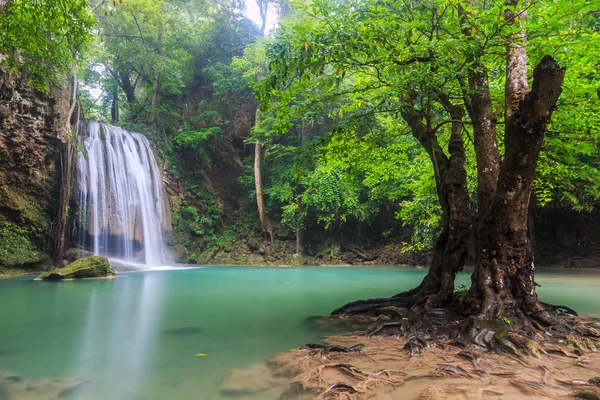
[0,266,598,399]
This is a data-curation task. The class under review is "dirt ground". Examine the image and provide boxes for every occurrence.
[220,333,600,400]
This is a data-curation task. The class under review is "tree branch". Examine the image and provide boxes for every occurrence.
[132,12,146,43]
[103,33,144,39]
[392,56,436,66]
[90,0,108,13]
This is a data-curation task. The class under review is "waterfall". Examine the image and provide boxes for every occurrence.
[76,121,172,269]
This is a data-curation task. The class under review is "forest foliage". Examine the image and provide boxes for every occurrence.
[0,0,599,253]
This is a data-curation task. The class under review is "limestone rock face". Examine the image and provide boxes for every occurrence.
[37,256,115,280]
[0,67,70,270]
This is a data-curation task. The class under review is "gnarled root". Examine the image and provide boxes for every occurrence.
[331,297,415,317]
[288,363,406,399]
[300,344,365,357]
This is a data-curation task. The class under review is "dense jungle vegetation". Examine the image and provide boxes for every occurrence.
[0,0,599,269]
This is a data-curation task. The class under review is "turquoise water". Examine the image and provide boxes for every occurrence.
[0,266,599,399]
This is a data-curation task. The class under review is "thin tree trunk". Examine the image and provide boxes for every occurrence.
[55,63,78,265]
[295,120,308,256]
[295,223,304,255]
[254,138,273,240]
[149,30,162,131]
[256,0,268,36]
[253,1,273,240]
[467,56,566,323]
[65,60,77,129]
[111,89,119,123]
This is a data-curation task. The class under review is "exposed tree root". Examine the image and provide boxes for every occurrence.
[300,344,365,356]
[541,301,579,316]
[331,297,415,317]
[261,329,600,400]
[289,362,407,399]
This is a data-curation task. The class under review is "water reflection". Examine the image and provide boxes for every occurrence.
[73,273,165,399]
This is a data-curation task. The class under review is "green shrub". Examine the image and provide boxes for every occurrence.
[0,222,45,268]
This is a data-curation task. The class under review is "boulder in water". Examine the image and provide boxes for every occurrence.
[36,256,115,280]
[65,248,93,262]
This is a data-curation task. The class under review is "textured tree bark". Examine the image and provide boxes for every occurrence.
[458,5,500,218]
[332,102,471,315]
[467,56,566,323]
[504,0,528,121]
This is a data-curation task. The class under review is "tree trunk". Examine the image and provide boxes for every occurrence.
[295,120,308,256]
[109,69,136,103]
[504,0,528,121]
[120,71,136,103]
[295,224,304,255]
[256,0,268,36]
[0,0,10,13]
[55,63,78,265]
[467,56,566,323]
[149,30,162,131]
[254,138,273,240]
[252,3,273,240]
[458,5,500,218]
[401,105,472,307]
[111,89,119,123]
[333,102,471,315]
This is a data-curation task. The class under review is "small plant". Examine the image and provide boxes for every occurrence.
[455,283,469,303]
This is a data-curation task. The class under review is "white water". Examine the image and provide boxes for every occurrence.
[77,121,172,269]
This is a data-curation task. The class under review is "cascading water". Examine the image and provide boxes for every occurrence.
[76,121,172,270]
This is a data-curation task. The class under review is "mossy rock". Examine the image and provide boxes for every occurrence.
[0,222,47,269]
[36,257,115,280]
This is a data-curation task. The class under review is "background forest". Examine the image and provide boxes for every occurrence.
[0,0,599,270]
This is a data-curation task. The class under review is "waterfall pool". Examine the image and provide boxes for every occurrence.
[0,266,599,399]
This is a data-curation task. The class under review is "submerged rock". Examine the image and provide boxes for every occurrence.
[65,248,93,263]
[0,369,81,400]
[36,256,115,280]
[220,364,287,398]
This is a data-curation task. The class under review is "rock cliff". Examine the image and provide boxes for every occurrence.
[0,68,70,271]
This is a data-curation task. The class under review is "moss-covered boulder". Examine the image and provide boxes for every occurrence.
[36,256,115,280]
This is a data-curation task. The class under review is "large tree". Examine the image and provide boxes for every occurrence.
[259,0,596,341]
